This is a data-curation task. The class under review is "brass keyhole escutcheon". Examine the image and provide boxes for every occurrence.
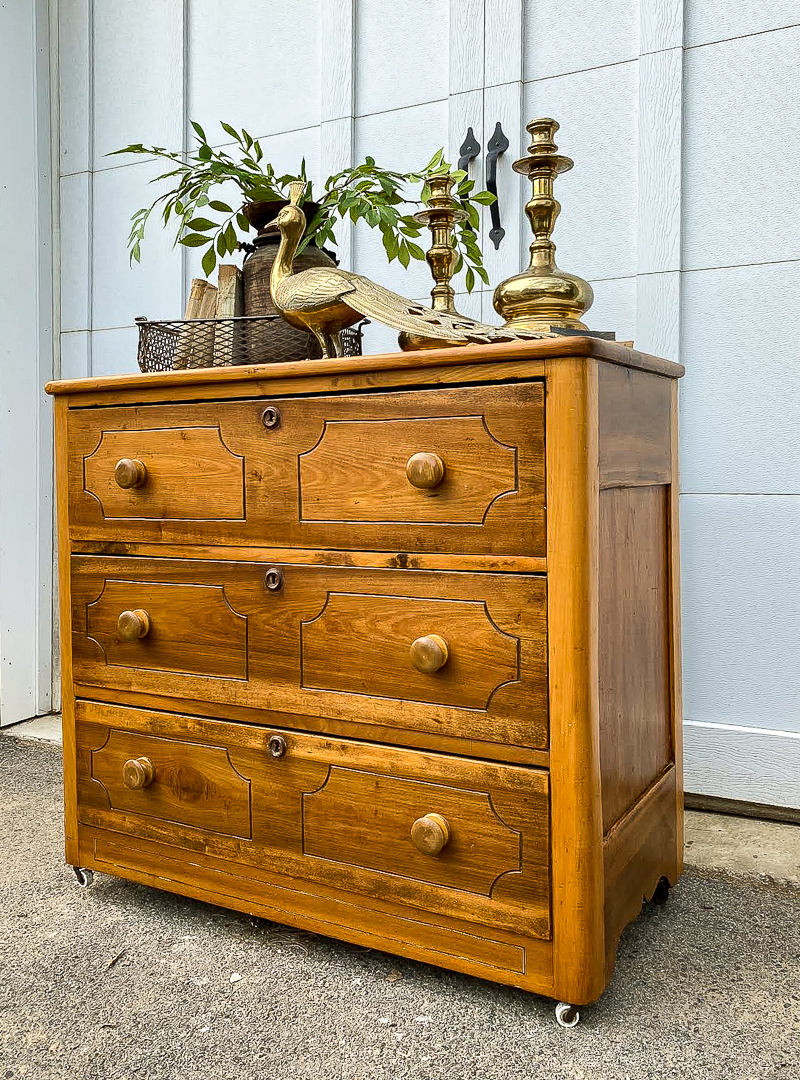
[406,452,445,489]
[409,634,449,674]
[261,405,282,430]
[264,567,284,591]
[411,813,451,855]
[117,609,151,641]
[114,458,147,489]
[122,756,155,790]
[268,734,287,758]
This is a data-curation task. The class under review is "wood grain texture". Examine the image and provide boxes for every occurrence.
[80,826,556,993]
[55,397,79,864]
[598,362,672,487]
[640,0,683,53]
[70,541,548,576]
[598,486,672,832]
[320,0,354,121]
[84,579,248,678]
[67,383,546,556]
[83,425,245,520]
[669,381,685,863]
[71,559,549,750]
[72,686,551,768]
[603,767,679,980]
[544,356,605,1006]
[89,728,252,837]
[45,337,685,397]
[52,342,685,1008]
[485,0,523,86]
[76,702,551,938]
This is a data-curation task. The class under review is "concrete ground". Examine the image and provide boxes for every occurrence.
[2,733,799,1080]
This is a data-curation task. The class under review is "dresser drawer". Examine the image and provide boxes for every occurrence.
[71,556,549,750]
[76,701,551,939]
[66,382,545,556]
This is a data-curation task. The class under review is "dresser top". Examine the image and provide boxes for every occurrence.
[46,337,684,399]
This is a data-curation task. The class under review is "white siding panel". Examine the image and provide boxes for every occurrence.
[485,0,523,87]
[353,101,448,299]
[681,494,800,734]
[684,721,800,810]
[685,0,800,48]
[91,326,140,377]
[636,271,680,360]
[680,261,800,494]
[354,0,448,116]
[450,0,484,94]
[587,275,637,343]
[59,331,91,381]
[321,0,354,121]
[58,0,91,175]
[92,0,183,167]
[523,64,638,282]
[189,0,321,138]
[683,27,800,270]
[59,172,91,332]
[523,0,637,81]
[92,163,183,329]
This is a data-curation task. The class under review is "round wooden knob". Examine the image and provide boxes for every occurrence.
[410,634,449,673]
[406,452,445,489]
[117,609,150,641]
[122,756,155,790]
[411,813,450,855]
[114,458,147,489]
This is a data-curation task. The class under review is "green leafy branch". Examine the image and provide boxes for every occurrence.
[110,121,496,289]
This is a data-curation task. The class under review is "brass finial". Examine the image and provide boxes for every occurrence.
[493,118,593,331]
[398,173,468,351]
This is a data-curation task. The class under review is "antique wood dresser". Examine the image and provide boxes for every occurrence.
[47,337,684,1023]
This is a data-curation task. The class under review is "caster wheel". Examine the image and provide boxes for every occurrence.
[650,876,670,905]
[555,1002,580,1028]
[73,867,94,889]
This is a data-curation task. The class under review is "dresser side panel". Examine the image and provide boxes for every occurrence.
[598,484,672,833]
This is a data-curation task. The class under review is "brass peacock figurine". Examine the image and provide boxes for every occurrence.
[262,182,556,358]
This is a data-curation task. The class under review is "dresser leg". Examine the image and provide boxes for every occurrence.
[554,1002,581,1028]
[649,876,671,906]
[72,866,94,889]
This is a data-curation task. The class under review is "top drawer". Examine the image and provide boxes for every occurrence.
[66,382,545,556]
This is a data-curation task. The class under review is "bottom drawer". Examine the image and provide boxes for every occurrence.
[75,700,551,940]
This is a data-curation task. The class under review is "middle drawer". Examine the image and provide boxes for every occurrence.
[71,557,549,751]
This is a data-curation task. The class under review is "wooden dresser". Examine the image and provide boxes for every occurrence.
[47,338,684,1022]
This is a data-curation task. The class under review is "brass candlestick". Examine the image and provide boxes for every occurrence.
[493,118,593,331]
[398,173,468,352]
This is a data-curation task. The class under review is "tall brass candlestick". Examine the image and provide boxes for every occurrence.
[493,118,593,331]
[398,173,469,352]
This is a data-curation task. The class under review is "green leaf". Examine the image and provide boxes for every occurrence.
[471,190,497,205]
[197,143,212,161]
[465,266,475,292]
[405,241,425,260]
[217,232,227,255]
[186,217,216,231]
[398,244,410,268]
[190,120,207,142]
[476,265,490,285]
[179,233,210,247]
[209,200,233,213]
[236,212,250,231]
[202,246,216,276]
[225,222,237,250]
[220,122,240,142]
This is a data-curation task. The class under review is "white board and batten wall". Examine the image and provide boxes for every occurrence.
[52,0,800,810]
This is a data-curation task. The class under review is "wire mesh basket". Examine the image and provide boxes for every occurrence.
[135,315,366,372]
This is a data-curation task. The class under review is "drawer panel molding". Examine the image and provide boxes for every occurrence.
[302,767,521,895]
[67,383,545,556]
[89,728,252,838]
[301,593,519,708]
[298,415,517,524]
[85,579,248,680]
[83,426,245,520]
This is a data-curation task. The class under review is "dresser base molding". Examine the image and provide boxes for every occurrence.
[49,340,685,1014]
